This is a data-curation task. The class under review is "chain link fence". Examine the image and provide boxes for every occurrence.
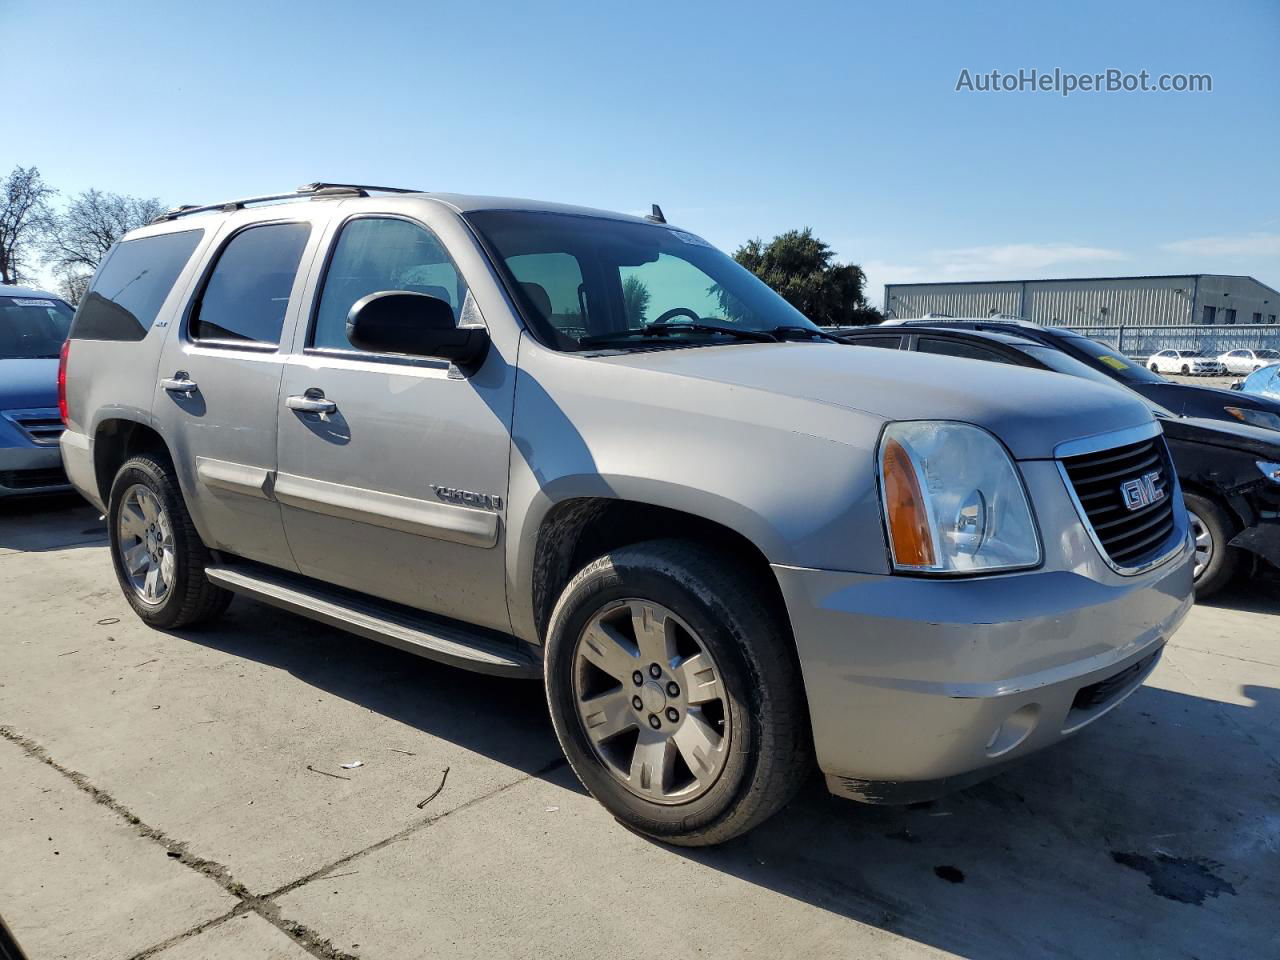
[1062,324,1280,359]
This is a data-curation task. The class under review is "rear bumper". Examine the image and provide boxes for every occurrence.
[0,444,71,497]
[774,543,1194,802]
[58,427,103,510]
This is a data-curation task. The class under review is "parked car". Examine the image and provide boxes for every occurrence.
[1233,363,1280,400]
[864,317,1280,430]
[61,183,1193,844]
[1146,350,1226,377]
[0,284,74,497]
[839,323,1280,596]
[1218,348,1280,375]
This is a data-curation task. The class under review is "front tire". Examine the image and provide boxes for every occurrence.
[1184,493,1239,599]
[1181,364,1191,375]
[544,540,811,846]
[108,453,231,628]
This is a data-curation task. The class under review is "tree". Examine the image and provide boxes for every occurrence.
[0,165,55,285]
[622,275,650,327]
[42,188,166,295]
[730,228,882,327]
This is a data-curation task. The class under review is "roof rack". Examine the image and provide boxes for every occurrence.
[150,182,423,223]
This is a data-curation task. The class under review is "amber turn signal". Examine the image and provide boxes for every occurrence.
[881,436,935,568]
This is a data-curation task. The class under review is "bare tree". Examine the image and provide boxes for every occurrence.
[0,165,55,285]
[56,272,93,306]
[42,188,166,282]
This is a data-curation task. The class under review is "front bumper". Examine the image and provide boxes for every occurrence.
[0,444,71,497]
[774,543,1194,803]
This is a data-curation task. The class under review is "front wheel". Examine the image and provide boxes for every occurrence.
[1149,363,1160,372]
[544,540,811,846]
[1184,493,1239,599]
[108,453,231,628]
[1181,364,1191,375]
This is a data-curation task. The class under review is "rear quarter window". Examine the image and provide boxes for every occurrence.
[70,229,204,341]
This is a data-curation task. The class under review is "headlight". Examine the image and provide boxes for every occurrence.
[1258,461,1280,484]
[878,421,1041,574]
[1224,406,1280,431]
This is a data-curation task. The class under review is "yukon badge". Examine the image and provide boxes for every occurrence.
[1120,471,1164,511]
[431,485,503,511]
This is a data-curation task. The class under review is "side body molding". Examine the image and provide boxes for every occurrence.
[193,457,498,548]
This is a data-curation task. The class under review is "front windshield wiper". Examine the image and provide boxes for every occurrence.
[770,325,851,344]
[580,321,777,348]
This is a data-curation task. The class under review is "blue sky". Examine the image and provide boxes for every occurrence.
[6,0,1277,304]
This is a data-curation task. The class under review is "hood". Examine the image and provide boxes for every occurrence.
[599,342,1153,459]
[1161,414,1280,458]
[0,358,59,411]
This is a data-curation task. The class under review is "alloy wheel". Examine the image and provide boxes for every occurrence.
[572,599,729,805]
[117,484,176,605]
[1188,509,1213,581]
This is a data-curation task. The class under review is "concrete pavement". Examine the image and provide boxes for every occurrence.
[2,495,1277,959]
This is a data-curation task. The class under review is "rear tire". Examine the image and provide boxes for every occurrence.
[1149,363,1160,372]
[1183,493,1239,599]
[544,540,811,846]
[1180,364,1190,375]
[108,453,231,629]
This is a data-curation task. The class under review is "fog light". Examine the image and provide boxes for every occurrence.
[985,703,1040,758]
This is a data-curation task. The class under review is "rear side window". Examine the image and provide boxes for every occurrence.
[70,229,203,341]
[848,335,902,349]
[191,222,311,345]
[917,337,1016,364]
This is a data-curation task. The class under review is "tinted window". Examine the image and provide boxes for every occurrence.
[312,217,469,351]
[191,223,310,345]
[1062,335,1165,384]
[848,335,902,349]
[917,337,1015,364]
[0,296,74,358]
[505,253,586,340]
[70,229,203,341]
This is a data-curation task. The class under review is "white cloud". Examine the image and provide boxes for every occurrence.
[1161,232,1280,258]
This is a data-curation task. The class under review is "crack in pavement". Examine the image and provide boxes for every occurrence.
[1,724,565,960]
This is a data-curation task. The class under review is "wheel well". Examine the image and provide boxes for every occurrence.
[93,420,172,506]
[531,498,789,642]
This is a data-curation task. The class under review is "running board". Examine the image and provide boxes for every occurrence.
[204,563,541,679]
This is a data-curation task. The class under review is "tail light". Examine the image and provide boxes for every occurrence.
[58,339,70,424]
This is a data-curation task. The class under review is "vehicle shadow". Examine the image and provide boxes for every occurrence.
[0,493,104,553]
[1200,570,1280,615]
[177,592,1276,959]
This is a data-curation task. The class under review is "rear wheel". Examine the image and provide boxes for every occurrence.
[1183,493,1239,599]
[108,453,231,628]
[544,540,811,846]
[1149,362,1160,372]
[1180,364,1191,375]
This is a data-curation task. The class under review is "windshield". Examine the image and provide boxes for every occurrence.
[466,210,818,350]
[1062,334,1166,384]
[1019,344,1175,416]
[0,295,74,359]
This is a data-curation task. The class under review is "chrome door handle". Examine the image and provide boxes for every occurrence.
[286,393,337,415]
[160,373,198,395]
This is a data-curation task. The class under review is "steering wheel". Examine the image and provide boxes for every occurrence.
[652,307,700,326]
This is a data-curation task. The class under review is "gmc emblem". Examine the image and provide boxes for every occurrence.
[1120,471,1165,511]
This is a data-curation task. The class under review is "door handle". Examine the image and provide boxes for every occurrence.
[286,392,338,415]
[160,373,198,395]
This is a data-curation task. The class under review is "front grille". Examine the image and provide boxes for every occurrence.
[1060,436,1179,570]
[1072,652,1158,712]
[4,408,65,446]
[0,467,68,490]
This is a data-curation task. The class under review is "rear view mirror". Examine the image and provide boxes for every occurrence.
[346,291,489,367]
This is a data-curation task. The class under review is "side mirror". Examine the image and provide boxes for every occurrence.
[346,291,489,367]
[1230,381,1243,391]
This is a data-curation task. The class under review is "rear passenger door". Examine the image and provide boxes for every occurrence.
[154,215,324,571]
[273,213,515,632]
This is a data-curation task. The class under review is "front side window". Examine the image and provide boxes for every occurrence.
[0,296,74,358]
[71,229,203,341]
[190,222,310,345]
[467,210,817,351]
[312,217,470,351]
[917,337,1015,364]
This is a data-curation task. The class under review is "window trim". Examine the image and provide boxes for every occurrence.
[301,212,469,367]
[183,218,312,353]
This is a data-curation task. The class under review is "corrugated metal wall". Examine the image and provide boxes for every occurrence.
[1025,278,1193,328]
[885,283,1022,320]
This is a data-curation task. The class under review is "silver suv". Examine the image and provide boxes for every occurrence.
[60,183,1195,844]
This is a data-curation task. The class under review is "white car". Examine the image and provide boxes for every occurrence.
[1217,348,1280,375]
[1147,350,1227,376]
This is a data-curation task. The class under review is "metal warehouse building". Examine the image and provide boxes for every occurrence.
[884,275,1280,329]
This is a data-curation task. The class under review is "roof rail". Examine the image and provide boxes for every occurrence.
[150,182,423,224]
